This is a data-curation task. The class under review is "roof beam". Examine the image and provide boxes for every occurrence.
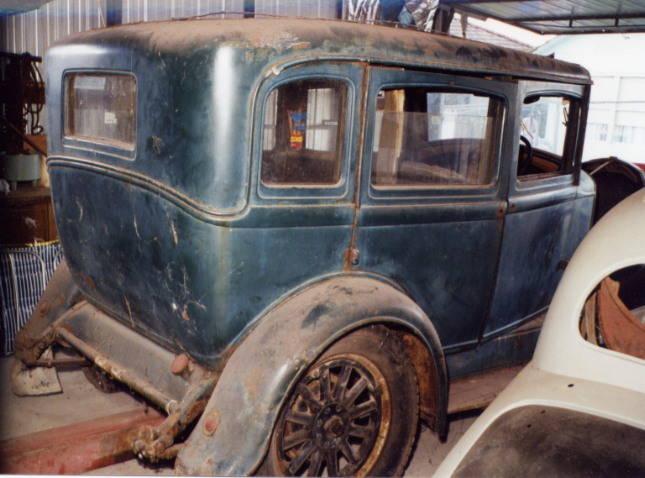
[507,13,645,23]
[437,0,645,34]
[517,22,645,34]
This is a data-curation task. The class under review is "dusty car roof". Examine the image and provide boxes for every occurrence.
[56,17,591,85]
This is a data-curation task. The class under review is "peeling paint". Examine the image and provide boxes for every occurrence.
[170,221,179,245]
[124,295,134,327]
[76,199,84,221]
[181,305,191,321]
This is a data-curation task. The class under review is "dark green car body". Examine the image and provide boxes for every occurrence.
[39,18,594,474]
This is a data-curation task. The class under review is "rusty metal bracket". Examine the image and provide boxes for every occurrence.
[21,319,218,462]
[13,298,219,463]
[132,373,217,463]
[15,324,59,367]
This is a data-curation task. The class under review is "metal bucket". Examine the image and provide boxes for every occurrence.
[0,153,41,190]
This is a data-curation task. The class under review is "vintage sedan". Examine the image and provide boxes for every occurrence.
[12,17,605,476]
[435,189,645,477]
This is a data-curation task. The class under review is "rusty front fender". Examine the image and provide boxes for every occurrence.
[175,275,447,476]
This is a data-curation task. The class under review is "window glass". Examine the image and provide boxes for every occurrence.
[518,95,578,177]
[520,96,569,155]
[261,79,346,186]
[371,88,502,187]
[65,74,136,148]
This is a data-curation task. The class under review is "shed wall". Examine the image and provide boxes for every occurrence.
[0,0,339,56]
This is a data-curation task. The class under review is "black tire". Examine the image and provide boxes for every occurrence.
[261,325,419,477]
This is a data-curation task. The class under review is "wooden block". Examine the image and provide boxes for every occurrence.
[0,408,164,474]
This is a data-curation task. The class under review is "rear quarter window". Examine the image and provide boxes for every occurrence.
[64,73,136,149]
[261,78,346,186]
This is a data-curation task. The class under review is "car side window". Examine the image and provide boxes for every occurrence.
[65,73,136,149]
[518,95,580,178]
[371,88,503,187]
[261,78,346,186]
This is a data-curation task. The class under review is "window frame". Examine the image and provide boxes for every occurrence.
[255,65,357,201]
[259,78,347,188]
[513,82,587,196]
[62,70,138,161]
[517,92,583,182]
[362,69,511,203]
[370,87,505,190]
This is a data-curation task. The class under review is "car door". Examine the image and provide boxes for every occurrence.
[484,80,594,337]
[354,66,515,350]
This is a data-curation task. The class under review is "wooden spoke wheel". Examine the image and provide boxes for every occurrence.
[262,326,419,477]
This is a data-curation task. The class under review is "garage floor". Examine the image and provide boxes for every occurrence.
[0,356,479,476]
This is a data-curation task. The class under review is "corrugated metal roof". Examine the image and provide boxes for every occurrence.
[441,0,645,34]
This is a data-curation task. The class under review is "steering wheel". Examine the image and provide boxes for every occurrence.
[518,135,533,175]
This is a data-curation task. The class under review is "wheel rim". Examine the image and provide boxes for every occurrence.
[273,354,391,477]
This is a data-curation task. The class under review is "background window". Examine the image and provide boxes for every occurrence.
[584,75,645,162]
[261,79,346,186]
[371,88,502,187]
[588,122,609,142]
[65,74,136,148]
[612,124,645,144]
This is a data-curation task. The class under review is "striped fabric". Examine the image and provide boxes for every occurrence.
[0,242,63,356]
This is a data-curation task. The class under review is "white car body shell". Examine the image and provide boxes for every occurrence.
[435,189,645,477]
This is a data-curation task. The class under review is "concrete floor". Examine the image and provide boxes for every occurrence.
[0,355,479,476]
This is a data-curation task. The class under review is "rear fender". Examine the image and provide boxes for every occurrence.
[175,275,447,476]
